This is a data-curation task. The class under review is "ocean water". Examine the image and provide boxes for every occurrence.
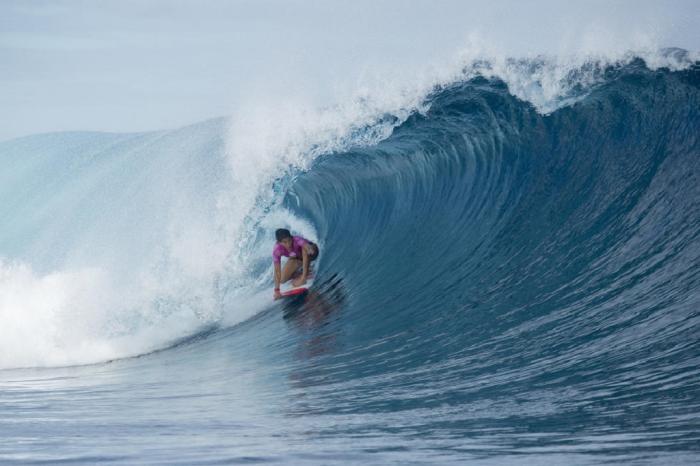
[1,53,699,464]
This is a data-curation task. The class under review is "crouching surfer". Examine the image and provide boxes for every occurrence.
[273,228,319,300]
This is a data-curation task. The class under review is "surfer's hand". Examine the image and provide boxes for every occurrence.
[292,276,306,287]
[274,290,282,300]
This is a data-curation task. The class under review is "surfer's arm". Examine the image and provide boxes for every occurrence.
[300,246,310,281]
[274,261,282,287]
[273,261,282,299]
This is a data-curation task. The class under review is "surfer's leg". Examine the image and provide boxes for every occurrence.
[280,258,302,283]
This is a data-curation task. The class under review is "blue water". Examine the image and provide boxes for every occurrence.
[1,57,699,464]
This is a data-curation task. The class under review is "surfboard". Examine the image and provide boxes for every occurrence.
[278,260,314,297]
[279,274,314,297]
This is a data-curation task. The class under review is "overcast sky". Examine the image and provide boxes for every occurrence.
[1,0,698,141]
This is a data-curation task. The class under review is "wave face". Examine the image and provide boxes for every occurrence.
[284,60,700,456]
[1,58,699,463]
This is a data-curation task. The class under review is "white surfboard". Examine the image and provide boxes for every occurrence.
[278,259,315,297]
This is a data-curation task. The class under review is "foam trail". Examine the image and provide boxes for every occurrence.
[0,260,204,368]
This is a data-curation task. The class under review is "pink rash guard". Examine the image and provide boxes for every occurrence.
[272,235,309,264]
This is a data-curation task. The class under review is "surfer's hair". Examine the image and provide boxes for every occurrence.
[275,228,292,241]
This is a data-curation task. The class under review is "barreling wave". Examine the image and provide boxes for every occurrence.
[0,49,698,400]
[278,58,700,446]
[1,49,699,461]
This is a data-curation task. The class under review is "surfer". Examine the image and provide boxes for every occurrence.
[273,228,319,300]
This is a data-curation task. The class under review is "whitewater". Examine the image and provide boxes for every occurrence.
[1,46,699,463]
